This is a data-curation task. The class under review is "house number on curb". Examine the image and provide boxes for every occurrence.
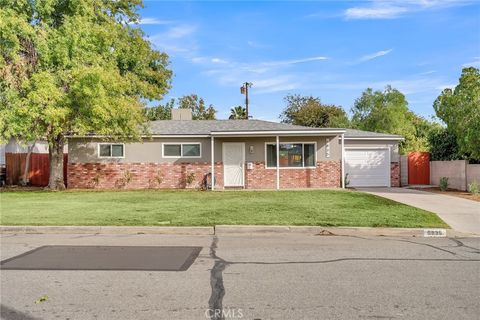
[423,229,447,237]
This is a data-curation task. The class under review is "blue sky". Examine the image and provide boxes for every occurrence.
[139,0,480,121]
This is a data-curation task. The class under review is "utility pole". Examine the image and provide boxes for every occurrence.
[240,82,253,119]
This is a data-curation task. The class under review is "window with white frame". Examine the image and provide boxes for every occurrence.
[163,143,201,158]
[98,143,124,158]
[266,143,316,168]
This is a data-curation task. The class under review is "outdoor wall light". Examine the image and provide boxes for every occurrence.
[249,145,254,154]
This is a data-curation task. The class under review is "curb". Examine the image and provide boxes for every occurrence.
[0,226,214,235]
[216,225,475,238]
[0,225,474,237]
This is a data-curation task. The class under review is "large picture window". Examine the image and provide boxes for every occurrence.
[163,143,201,158]
[98,143,124,158]
[266,143,316,168]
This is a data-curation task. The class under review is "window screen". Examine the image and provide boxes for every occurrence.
[164,144,181,157]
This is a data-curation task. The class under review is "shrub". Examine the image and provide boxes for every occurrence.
[439,177,449,191]
[468,181,479,194]
[344,173,350,187]
[183,172,196,187]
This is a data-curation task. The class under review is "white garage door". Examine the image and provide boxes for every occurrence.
[345,148,390,187]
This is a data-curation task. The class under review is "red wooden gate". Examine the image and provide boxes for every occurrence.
[6,153,68,187]
[408,152,430,185]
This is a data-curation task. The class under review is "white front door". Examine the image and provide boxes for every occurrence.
[223,143,245,187]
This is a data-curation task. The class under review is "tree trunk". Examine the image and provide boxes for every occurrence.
[20,141,36,186]
[47,135,65,190]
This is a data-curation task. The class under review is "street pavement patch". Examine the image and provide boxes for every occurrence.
[0,245,202,271]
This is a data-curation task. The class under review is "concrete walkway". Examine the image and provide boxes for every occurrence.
[359,187,480,235]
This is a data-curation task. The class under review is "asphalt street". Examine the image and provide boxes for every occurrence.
[1,233,479,320]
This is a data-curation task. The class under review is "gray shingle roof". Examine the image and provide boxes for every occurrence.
[344,128,403,139]
[148,120,343,135]
[147,120,402,139]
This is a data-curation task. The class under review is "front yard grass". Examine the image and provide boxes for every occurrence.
[0,189,448,228]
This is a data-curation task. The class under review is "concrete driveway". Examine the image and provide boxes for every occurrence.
[359,188,480,235]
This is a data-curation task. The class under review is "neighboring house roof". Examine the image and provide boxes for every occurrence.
[343,129,403,140]
[148,120,345,137]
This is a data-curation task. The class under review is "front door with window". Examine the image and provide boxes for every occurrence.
[223,143,245,187]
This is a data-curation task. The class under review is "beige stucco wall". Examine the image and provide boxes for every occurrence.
[430,160,467,191]
[68,135,341,164]
[343,139,400,162]
[467,164,480,187]
[68,137,212,164]
[430,160,480,191]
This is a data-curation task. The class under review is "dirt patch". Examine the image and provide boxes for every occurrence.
[412,187,480,202]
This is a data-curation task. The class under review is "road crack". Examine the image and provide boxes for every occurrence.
[208,236,229,320]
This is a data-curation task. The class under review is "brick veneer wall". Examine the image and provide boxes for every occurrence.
[68,160,341,189]
[68,162,223,189]
[245,161,341,189]
[391,162,400,187]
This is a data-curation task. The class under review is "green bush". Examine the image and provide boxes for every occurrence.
[468,181,479,194]
[439,177,449,191]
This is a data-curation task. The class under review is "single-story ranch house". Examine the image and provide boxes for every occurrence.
[67,112,403,190]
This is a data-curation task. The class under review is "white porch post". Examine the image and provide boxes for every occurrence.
[276,135,280,190]
[211,136,215,191]
[341,133,345,189]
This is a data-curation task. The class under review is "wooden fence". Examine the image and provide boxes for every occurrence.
[5,153,68,187]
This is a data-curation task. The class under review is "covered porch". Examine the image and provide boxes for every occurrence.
[208,129,346,190]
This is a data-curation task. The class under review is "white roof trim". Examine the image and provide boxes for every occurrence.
[69,130,350,139]
[67,134,210,138]
[211,130,345,137]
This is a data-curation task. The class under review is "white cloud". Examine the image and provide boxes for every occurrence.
[247,40,270,49]
[194,55,328,94]
[138,18,173,25]
[345,6,407,20]
[462,57,480,67]
[164,25,197,39]
[418,70,437,75]
[314,77,451,95]
[211,58,228,64]
[344,0,472,20]
[436,84,456,90]
[358,49,393,62]
[149,24,198,54]
[262,56,328,66]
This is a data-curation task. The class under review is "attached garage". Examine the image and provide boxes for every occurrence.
[345,148,390,187]
[343,129,403,187]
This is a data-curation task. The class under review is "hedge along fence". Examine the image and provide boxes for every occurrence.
[430,160,480,191]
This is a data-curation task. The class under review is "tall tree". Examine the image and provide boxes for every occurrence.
[428,126,467,161]
[178,94,216,120]
[351,86,431,153]
[229,106,247,120]
[144,99,175,121]
[0,0,172,190]
[280,94,350,128]
[433,67,480,159]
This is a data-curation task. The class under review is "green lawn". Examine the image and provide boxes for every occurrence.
[0,189,448,228]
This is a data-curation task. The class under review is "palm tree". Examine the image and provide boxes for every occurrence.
[229,106,247,120]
